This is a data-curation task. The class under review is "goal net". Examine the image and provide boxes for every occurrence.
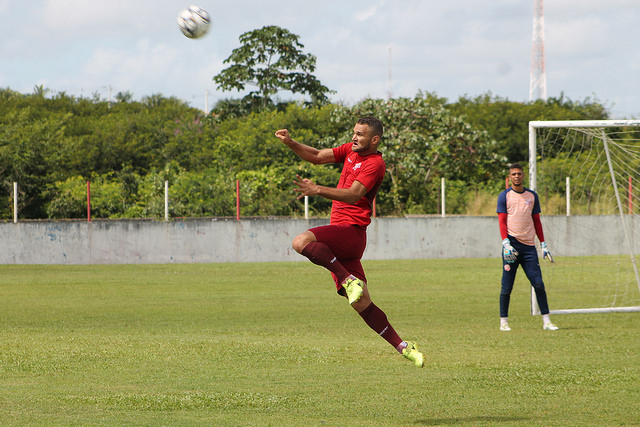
[529,120,640,314]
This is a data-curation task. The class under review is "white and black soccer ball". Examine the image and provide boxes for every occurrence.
[177,5,211,39]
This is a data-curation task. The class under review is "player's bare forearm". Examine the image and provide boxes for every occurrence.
[293,175,365,204]
[274,129,334,164]
[315,185,363,204]
[282,136,321,163]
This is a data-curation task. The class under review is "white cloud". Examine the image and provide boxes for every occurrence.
[41,0,168,32]
[75,37,221,101]
[355,4,380,22]
[547,17,609,57]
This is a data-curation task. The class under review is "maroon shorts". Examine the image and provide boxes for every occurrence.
[309,224,367,294]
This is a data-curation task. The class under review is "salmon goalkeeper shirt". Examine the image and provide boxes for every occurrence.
[330,142,385,228]
[496,187,541,246]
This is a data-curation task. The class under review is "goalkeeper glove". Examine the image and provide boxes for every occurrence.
[541,241,554,262]
[502,238,518,263]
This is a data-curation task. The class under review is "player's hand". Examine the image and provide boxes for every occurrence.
[502,238,518,263]
[274,129,292,144]
[541,241,554,262]
[293,174,317,199]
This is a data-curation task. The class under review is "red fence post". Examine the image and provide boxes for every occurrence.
[236,179,240,221]
[87,181,91,222]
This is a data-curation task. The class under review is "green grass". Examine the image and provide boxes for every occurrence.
[541,255,640,310]
[1,259,639,426]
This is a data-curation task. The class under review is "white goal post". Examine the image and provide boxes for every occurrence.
[528,119,640,315]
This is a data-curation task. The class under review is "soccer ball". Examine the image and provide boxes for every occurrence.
[177,5,211,39]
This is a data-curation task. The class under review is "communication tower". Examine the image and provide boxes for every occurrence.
[529,0,547,101]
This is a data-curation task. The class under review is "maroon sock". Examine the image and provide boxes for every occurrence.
[358,303,404,349]
[301,241,350,283]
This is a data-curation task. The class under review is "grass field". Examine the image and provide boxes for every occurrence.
[1,259,639,426]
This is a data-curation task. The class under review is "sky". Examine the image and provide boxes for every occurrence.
[2,0,639,118]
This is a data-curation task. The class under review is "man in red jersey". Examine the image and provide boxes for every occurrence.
[274,117,424,367]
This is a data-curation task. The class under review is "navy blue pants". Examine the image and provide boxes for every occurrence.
[500,237,550,317]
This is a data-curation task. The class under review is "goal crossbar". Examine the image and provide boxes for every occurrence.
[530,120,640,128]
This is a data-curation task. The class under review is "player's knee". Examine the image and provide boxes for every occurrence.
[292,234,310,254]
[531,281,545,290]
[500,283,514,294]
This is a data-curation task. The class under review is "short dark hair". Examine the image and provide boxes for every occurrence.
[509,163,524,172]
[357,116,383,138]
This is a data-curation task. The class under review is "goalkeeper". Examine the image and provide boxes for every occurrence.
[496,163,558,332]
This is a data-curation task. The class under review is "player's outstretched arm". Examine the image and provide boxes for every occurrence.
[274,129,334,165]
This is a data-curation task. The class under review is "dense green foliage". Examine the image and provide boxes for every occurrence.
[0,87,609,220]
[446,92,609,162]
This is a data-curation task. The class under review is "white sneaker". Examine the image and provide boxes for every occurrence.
[500,323,511,332]
[543,322,559,331]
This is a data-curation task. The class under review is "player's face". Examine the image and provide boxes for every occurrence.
[509,168,524,187]
[351,123,378,154]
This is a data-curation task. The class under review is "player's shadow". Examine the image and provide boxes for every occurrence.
[415,415,530,425]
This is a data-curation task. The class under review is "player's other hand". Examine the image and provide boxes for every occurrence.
[293,174,317,199]
[541,241,554,262]
[502,238,518,263]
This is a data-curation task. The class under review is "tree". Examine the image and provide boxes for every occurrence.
[447,92,609,163]
[115,91,133,103]
[213,26,333,109]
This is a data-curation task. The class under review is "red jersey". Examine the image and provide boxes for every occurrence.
[330,142,386,227]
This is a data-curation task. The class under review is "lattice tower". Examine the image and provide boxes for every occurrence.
[529,0,547,101]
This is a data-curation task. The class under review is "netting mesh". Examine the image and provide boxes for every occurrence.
[532,121,640,313]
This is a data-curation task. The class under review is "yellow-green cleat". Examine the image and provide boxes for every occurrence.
[342,276,364,305]
[402,341,425,368]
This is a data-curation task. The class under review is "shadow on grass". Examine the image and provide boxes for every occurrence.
[415,415,530,425]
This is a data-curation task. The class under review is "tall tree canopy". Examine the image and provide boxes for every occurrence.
[213,26,333,108]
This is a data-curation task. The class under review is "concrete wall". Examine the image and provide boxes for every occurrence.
[0,215,637,264]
